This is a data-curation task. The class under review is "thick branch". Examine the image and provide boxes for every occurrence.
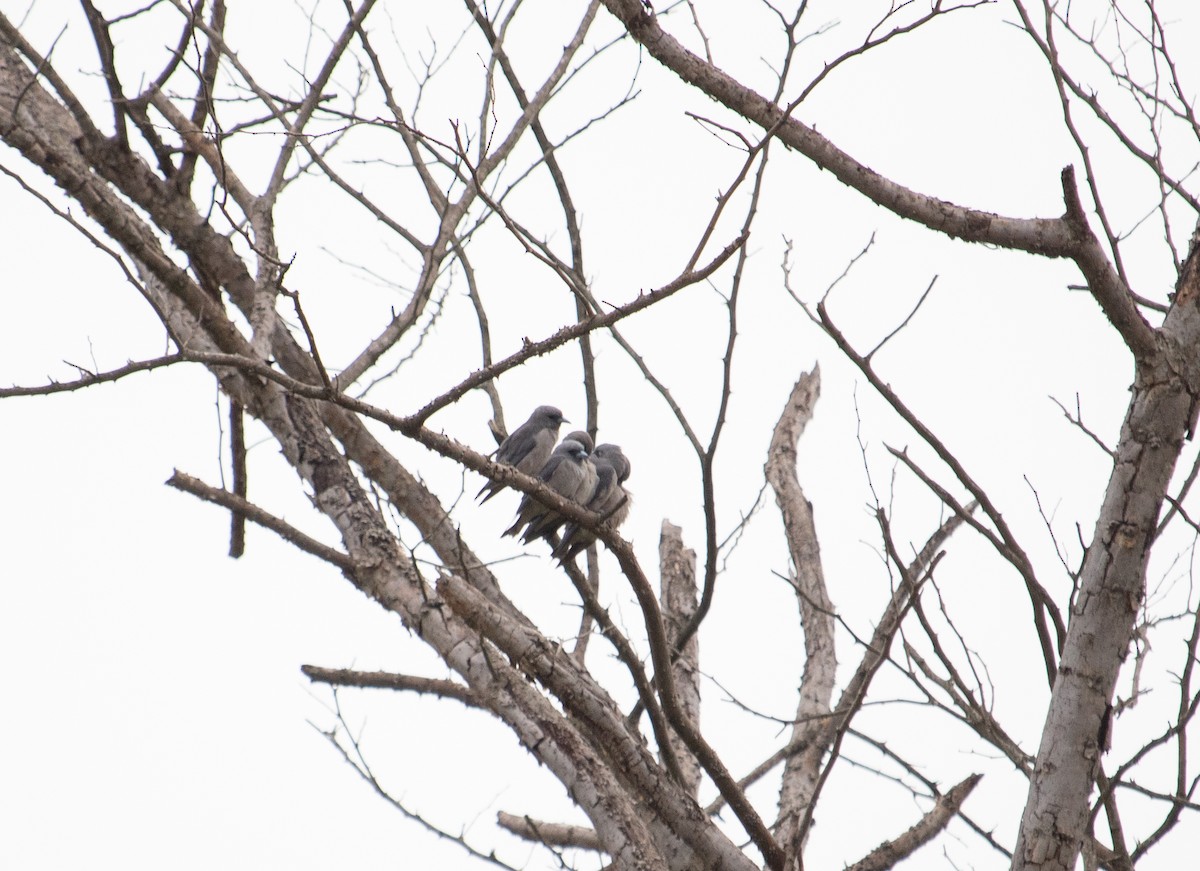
[438,573,760,871]
[764,366,837,863]
[1013,225,1200,871]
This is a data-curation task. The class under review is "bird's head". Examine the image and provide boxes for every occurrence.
[557,438,589,461]
[534,405,567,429]
[565,430,594,454]
[594,444,631,482]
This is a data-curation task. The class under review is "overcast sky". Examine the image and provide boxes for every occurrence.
[2,1,1198,869]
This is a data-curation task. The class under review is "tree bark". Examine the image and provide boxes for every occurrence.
[1012,225,1200,871]
[764,367,836,864]
[661,520,702,795]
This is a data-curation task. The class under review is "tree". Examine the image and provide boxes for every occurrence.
[2,2,1198,869]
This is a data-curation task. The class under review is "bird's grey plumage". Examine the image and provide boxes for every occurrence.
[553,444,632,563]
[520,446,599,543]
[477,405,565,504]
[522,434,604,541]
[503,438,592,539]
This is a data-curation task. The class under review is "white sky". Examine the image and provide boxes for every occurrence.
[2,1,1198,868]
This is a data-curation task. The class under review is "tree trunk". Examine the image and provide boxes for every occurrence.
[1013,225,1200,870]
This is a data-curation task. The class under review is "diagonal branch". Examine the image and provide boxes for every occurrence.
[406,232,747,424]
[810,298,1066,684]
[599,1,1064,253]
[166,471,357,573]
[438,572,759,871]
[598,0,1160,361]
[845,774,983,871]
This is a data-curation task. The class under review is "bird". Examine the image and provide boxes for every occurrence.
[517,430,599,543]
[477,405,566,504]
[503,437,595,540]
[553,443,632,564]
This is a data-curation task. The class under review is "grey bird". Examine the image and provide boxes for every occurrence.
[553,443,632,563]
[518,432,600,543]
[477,405,566,504]
[503,438,595,540]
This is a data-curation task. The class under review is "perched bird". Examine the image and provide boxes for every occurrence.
[517,431,599,543]
[477,405,566,504]
[503,438,595,540]
[553,443,632,564]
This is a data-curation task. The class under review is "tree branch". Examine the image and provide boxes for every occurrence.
[166,471,357,573]
[301,665,479,707]
[845,773,982,871]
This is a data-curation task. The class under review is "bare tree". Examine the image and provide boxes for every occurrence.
[3,2,1199,870]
